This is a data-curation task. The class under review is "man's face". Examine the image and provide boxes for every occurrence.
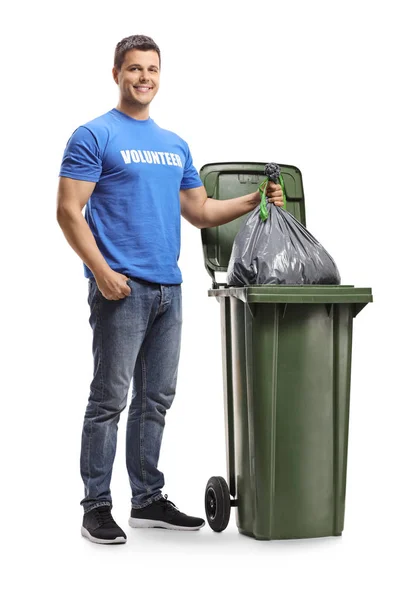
[113,49,160,107]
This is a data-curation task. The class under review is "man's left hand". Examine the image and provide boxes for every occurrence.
[265,181,284,207]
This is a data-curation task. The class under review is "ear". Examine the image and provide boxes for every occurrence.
[112,67,119,85]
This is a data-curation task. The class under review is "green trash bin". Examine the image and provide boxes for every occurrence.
[201,162,373,540]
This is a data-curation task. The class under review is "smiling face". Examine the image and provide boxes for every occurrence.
[112,49,160,116]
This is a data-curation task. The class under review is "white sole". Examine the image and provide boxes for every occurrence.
[128,517,205,531]
[81,526,126,544]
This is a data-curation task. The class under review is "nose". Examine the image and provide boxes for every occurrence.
[140,71,150,82]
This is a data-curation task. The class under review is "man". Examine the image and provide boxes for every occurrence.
[57,34,283,545]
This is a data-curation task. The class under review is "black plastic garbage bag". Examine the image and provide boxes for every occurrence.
[226,163,341,286]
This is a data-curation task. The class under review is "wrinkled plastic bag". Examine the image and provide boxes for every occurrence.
[226,163,341,286]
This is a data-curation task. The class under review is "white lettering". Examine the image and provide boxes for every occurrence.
[121,149,183,167]
[130,150,140,163]
[120,150,131,164]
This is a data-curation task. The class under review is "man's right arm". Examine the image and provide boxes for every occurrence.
[56,177,131,300]
[56,177,111,276]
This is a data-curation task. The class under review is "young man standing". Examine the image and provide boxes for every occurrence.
[57,34,283,545]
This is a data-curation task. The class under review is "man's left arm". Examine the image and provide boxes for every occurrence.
[180,182,283,229]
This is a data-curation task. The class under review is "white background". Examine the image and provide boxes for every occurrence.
[1,0,399,598]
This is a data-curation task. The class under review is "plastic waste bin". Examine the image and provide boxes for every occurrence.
[201,162,373,540]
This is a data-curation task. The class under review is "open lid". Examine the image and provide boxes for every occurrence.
[199,162,305,287]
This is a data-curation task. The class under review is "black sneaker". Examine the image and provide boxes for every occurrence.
[129,495,205,531]
[81,505,127,544]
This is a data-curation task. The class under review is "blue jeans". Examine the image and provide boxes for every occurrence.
[80,276,182,513]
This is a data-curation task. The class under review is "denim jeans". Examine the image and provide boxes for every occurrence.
[80,276,182,513]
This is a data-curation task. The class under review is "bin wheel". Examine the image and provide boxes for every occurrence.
[205,476,231,532]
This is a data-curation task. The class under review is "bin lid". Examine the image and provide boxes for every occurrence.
[199,162,305,285]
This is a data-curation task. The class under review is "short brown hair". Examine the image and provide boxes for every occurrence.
[114,35,161,70]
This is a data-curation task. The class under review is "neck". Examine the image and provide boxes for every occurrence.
[116,100,150,121]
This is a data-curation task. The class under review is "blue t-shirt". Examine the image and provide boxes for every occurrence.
[59,108,203,283]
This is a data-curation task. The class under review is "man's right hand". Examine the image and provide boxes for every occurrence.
[94,269,132,301]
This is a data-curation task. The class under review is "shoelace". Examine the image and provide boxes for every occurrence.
[96,507,116,526]
[160,494,179,512]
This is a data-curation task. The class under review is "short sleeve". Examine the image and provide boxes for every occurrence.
[59,126,102,182]
[180,146,203,190]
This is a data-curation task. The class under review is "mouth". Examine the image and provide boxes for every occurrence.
[134,86,153,93]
